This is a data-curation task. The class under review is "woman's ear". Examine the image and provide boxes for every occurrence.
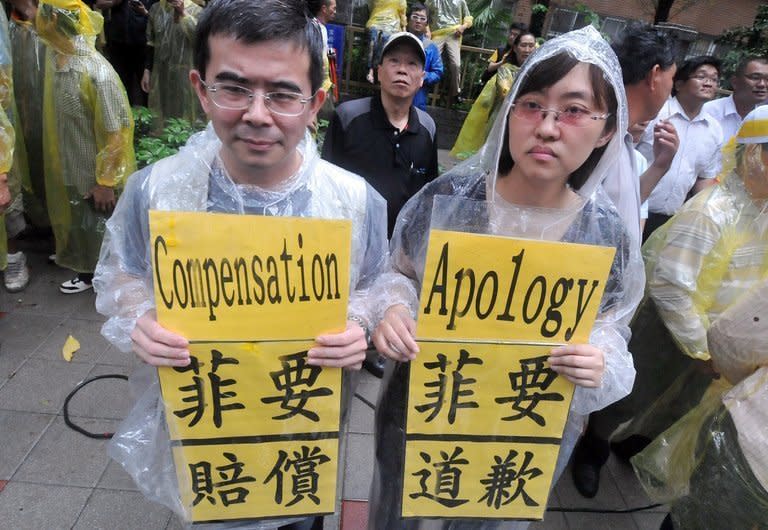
[595,129,614,148]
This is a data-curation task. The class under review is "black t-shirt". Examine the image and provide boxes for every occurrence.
[321,94,438,238]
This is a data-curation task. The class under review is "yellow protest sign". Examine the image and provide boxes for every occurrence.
[149,210,352,342]
[417,230,615,343]
[403,230,613,520]
[150,212,349,523]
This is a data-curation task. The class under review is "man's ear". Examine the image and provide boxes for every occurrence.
[189,70,211,116]
[308,87,326,119]
[646,64,661,92]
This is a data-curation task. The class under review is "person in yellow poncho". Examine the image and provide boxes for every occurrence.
[36,0,135,293]
[425,0,472,107]
[450,31,536,160]
[0,6,31,292]
[140,0,203,132]
[365,0,406,84]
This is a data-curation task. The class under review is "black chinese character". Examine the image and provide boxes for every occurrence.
[261,351,333,421]
[173,349,245,428]
[190,452,256,507]
[479,449,542,508]
[414,349,483,424]
[264,445,331,506]
[409,446,469,507]
[495,355,564,426]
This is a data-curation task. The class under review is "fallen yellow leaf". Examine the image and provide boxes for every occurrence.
[62,335,81,362]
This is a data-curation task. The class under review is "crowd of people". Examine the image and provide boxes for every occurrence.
[0,0,767,528]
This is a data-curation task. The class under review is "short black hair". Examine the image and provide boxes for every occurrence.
[498,52,618,190]
[194,0,324,93]
[672,55,720,93]
[307,0,332,17]
[612,24,677,85]
[509,22,529,33]
[735,55,768,77]
[408,2,428,19]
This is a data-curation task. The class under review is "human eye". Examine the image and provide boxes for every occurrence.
[268,91,301,103]
[218,83,249,95]
[517,100,542,111]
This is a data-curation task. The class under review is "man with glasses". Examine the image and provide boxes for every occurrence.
[704,56,768,142]
[94,2,388,527]
[637,55,724,241]
[406,2,443,111]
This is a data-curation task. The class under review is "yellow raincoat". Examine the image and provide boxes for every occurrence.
[450,63,517,160]
[0,103,15,270]
[37,0,135,273]
[366,0,406,33]
[146,0,203,131]
[10,13,47,227]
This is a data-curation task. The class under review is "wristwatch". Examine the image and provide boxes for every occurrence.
[347,315,371,347]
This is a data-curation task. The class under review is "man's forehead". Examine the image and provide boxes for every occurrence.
[745,61,768,74]
[208,35,312,81]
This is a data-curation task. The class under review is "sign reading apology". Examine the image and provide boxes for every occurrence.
[403,230,615,520]
[149,211,351,523]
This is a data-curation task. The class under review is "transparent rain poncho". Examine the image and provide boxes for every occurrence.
[10,13,48,227]
[366,26,644,529]
[0,95,15,270]
[366,0,406,33]
[93,126,388,528]
[37,0,136,273]
[631,125,768,528]
[146,0,203,132]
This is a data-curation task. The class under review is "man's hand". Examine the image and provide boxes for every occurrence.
[372,304,419,363]
[85,184,116,212]
[307,321,368,370]
[0,173,10,213]
[651,120,679,172]
[131,310,190,367]
[141,69,151,93]
[170,0,184,18]
[454,24,467,36]
[548,344,605,388]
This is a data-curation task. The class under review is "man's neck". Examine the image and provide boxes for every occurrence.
[380,92,412,131]
[733,93,761,119]
[625,85,644,127]
[676,94,705,121]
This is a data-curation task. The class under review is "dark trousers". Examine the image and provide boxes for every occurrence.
[107,41,147,107]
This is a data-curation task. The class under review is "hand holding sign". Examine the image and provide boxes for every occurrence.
[373,304,420,362]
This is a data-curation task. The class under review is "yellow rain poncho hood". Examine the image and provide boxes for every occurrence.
[35,0,102,55]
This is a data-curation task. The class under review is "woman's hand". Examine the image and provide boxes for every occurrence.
[372,304,419,363]
[548,344,605,388]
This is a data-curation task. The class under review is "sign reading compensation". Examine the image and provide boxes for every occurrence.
[150,210,352,341]
[150,211,350,523]
[403,230,614,520]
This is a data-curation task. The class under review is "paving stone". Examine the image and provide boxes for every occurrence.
[342,432,374,501]
[7,270,86,318]
[0,481,91,530]
[166,515,185,530]
[530,511,569,529]
[73,489,172,529]
[0,480,6,492]
[69,291,104,322]
[0,312,62,357]
[566,511,639,529]
[633,510,669,529]
[13,416,116,487]
[0,410,55,479]
[97,460,139,491]
[0,358,93,413]
[97,345,142,368]
[32,318,111,363]
[62,364,133,420]
[348,392,375,435]
[606,454,659,510]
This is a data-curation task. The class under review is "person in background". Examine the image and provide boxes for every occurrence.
[36,0,135,293]
[703,55,768,142]
[638,56,723,241]
[365,0,406,84]
[481,21,528,84]
[426,0,472,107]
[141,0,203,131]
[406,1,442,111]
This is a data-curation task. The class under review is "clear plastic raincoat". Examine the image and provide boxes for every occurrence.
[146,0,203,131]
[450,63,518,160]
[425,0,472,40]
[366,0,406,33]
[93,126,388,528]
[10,13,48,227]
[632,111,768,528]
[0,7,30,252]
[37,0,135,273]
[367,26,644,529]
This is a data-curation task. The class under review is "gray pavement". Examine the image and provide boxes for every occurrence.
[1,247,666,530]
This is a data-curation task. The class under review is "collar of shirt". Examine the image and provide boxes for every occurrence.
[371,93,419,135]
[666,96,712,125]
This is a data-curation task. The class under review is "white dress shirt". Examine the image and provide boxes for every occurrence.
[702,94,743,143]
[639,97,723,216]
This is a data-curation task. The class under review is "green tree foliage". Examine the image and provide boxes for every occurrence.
[717,4,768,78]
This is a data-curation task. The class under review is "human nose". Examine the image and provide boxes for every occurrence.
[535,109,561,137]
[242,93,273,124]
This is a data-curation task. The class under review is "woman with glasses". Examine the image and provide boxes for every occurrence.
[367,26,643,529]
[451,31,536,160]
